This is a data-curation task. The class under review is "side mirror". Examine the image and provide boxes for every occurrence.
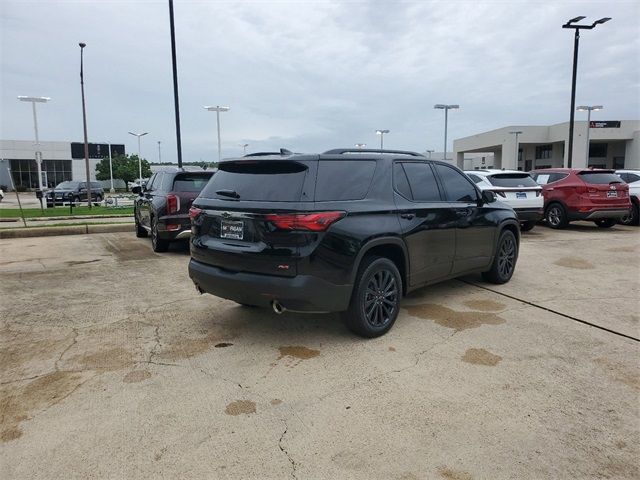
[481,190,497,204]
[132,186,142,195]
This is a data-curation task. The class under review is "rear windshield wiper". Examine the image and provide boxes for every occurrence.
[216,189,240,199]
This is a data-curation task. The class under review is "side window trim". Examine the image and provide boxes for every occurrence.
[394,161,446,203]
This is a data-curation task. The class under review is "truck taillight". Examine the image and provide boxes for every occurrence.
[264,211,346,232]
[167,194,180,214]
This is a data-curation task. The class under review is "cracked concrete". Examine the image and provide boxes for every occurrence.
[0,226,639,479]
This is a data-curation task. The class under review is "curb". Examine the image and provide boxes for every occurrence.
[0,223,132,239]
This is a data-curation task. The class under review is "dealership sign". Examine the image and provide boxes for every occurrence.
[71,142,126,159]
[589,121,621,128]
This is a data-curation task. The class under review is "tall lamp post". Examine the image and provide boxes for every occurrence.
[128,132,148,185]
[79,42,92,208]
[17,96,50,190]
[158,141,162,163]
[375,130,389,150]
[239,143,249,155]
[204,106,230,162]
[509,131,523,166]
[434,104,459,161]
[426,149,434,159]
[102,141,115,193]
[562,16,611,168]
[577,105,603,166]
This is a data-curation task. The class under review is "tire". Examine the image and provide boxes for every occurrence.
[594,218,616,228]
[545,203,568,229]
[151,216,170,252]
[93,194,103,206]
[342,256,402,338]
[619,202,639,226]
[482,229,518,284]
[520,221,536,232]
[73,195,81,206]
[135,211,148,238]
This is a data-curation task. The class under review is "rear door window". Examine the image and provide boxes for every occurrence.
[400,162,442,202]
[578,172,624,184]
[172,173,214,192]
[201,161,308,201]
[433,164,478,202]
[315,160,376,201]
[487,173,538,187]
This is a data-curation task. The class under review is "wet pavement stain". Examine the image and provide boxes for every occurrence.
[102,236,157,262]
[122,370,152,383]
[388,346,396,352]
[69,347,135,372]
[225,400,256,415]
[462,348,502,366]
[270,399,283,406]
[553,256,594,270]
[404,304,505,332]
[277,346,320,361]
[463,299,505,312]
[438,466,473,480]
[160,327,237,361]
[0,371,83,443]
[595,358,640,390]
[215,342,233,348]
[606,245,638,253]
[65,259,101,266]
[0,329,71,378]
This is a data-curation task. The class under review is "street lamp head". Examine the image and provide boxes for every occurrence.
[577,105,603,111]
[128,131,149,137]
[355,143,366,148]
[567,16,586,24]
[79,42,86,48]
[509,131,523,134]
[434,104,446,109]
[375,129,389,135]
[18,96,51,103]
[204,106,230,112]
[434,104,459,110]
[593,17,611,25]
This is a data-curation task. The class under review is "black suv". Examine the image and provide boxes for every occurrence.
[134,168,214,252]
[46,181,104,206]
[188,149,520,337]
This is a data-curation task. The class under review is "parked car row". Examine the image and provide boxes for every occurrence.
[45,181,104,207]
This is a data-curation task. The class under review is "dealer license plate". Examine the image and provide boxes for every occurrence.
[606,191,618,198]
[516,192,527,199]
[220,219,244,240]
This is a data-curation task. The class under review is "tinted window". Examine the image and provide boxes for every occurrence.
[401,162,441,202]
[433,164,477,202]
[315,160,376,201]
[393,163,412,199]
[578,172,623,184]
[172,173,214,192]
[488,173,538,187]
[146,174,158,191]
[533,172,567,185]
[201,161,307,201]
[91,182,102,189]
[466,173,484,184]
[626,173,640,183]
[56,181,80,189]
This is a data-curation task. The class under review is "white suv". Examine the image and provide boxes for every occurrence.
[615,169,640,226]
[465,169,543,231]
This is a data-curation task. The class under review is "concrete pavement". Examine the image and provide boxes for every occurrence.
[1,225,638,479]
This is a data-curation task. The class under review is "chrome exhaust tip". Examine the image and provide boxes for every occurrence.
[272,300,285,314]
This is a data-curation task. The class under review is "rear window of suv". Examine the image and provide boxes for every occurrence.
[201,161,308,201]
[488,173,538,187]
[172,173,213,192]
[315,160,376,201]
[578,172,624,184]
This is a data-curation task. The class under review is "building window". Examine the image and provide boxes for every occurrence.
[535,144,553,159]
[518,148,523,162]
[589,143,607,158]
[10,159,72,189]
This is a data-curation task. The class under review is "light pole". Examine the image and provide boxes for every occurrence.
[168,0,183,168]
[79,42,92,208]
[355,143,366,149]
[562,16,611,168]
[375,130,389,150]
[577,105,603,166]
[509,131,523,165]
[128,132,148,185]
[158,141,162,163]
[426,149,434,159]
[434,104,459,161]
[17,96,50,190]
[204,106,230,162]
[103,142,115,193]
[239,143,249,155]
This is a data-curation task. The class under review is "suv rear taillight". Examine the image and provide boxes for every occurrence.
[265,211,346,232]
[188,206,202,219]
[167,194,180,214]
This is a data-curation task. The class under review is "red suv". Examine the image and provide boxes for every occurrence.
[530,168,630,229]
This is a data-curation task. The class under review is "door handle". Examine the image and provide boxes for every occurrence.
[400,213,415,220]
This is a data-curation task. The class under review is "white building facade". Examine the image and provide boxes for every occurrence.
[453,120,640,171]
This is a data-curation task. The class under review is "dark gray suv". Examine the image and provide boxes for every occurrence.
[46,181,104,206]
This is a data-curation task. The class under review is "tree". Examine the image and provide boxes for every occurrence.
[95,154,152,190]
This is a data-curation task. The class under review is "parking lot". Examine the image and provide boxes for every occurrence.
[1,224,639,479]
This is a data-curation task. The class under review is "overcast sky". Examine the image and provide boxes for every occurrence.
[1,0,639,163]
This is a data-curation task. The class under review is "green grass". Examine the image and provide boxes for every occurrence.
[0,206,134,219]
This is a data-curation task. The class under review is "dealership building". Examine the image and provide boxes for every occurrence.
[453,120,640,171]
[0,140,125,190]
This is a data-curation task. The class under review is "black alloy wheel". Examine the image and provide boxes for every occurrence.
[151,216,170,252]
[619,203,639,226]
[94,194,103,206]
[343,256,402,338]
[135,211,147,238]
[482,229,518,284]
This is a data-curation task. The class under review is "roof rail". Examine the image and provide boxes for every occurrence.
[244,148,295,157]
[323,148,425,157]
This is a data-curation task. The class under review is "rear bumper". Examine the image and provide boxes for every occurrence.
[188,258,352,313]
[569,209,630,221]
[157,215,191,240]
[514,208,543,223]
